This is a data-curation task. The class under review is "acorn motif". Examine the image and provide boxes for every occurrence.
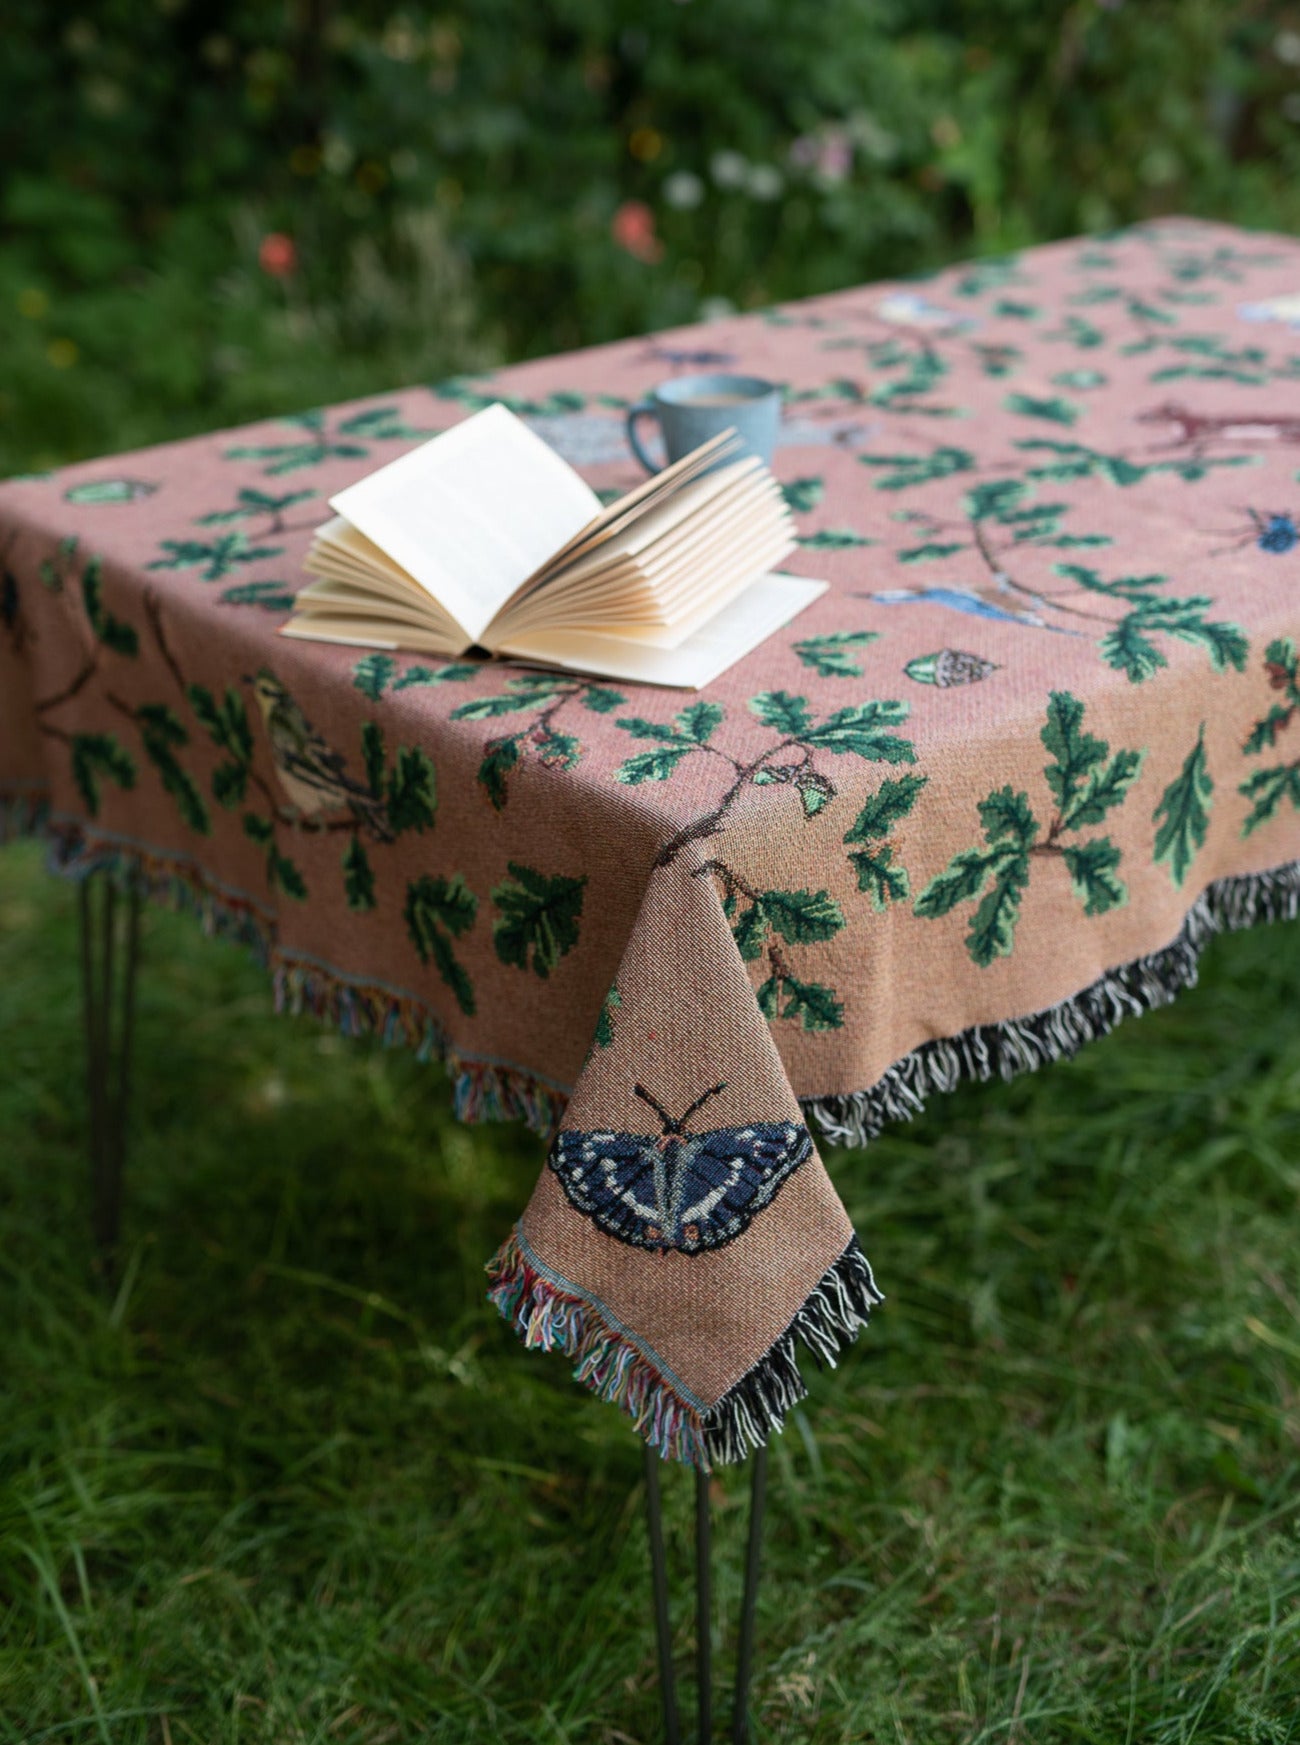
[64,479,158,506]
[904,649,998,688]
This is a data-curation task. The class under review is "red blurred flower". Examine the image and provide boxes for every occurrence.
[611,200,663,263]
[258,232,298,278]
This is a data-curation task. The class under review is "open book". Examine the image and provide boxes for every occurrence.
[280,403,826,687]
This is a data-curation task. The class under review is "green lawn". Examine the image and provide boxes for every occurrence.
[1,835,1298,1743]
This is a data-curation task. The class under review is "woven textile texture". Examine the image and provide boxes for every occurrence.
[5,217,1300,1465]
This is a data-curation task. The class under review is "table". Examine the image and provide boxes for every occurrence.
[5,216,1300,1739]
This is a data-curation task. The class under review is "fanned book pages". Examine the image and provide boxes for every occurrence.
[280,402,826,688]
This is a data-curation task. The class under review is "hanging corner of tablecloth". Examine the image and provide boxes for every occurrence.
[486,1221,883,1469]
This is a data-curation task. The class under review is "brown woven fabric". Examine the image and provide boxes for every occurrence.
[5,217,1300,1463]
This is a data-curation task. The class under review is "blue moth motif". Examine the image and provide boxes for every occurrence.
[549,1083,811,1255]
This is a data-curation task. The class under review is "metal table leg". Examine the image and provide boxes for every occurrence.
[77,873,141,1268]
[731,1446,767,1745]
[644,1445,682,1744]
[643,1444,769,1744]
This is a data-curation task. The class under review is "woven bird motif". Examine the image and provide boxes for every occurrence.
[549,1083,811,1254]
[249,667,392,839]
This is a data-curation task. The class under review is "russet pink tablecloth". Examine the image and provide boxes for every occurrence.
[4,217,1300,1465]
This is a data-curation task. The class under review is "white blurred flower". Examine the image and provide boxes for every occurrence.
[699,295,736,321]
[1276,29,1300,63]
[710,150,749,189]
[851,112,899,164]
[746,163,784,201]
[663,170,705,209]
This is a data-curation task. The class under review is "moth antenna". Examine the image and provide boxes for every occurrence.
[633,1083,674,1129]
[679,1081,727,1130]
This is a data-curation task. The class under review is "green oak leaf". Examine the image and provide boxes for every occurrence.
[478,737,522,810]
[749,690,812,735]
[217,582,297,610]
[1061,837,1127,915]
[843,773,927,906]
[781,477,825,513]
[136,702,210,835]
[897,541,967,563]
[392,662,481,689]
[843,773,927,842]
[1239,764,1300,837]
[859,447,976,491]
[793,631,880,678]
[491,861,586,979]
[1041,691,1106,810]
[353,653,397,700]
[70,733,136,816]
[847,841,910,909]
[800,699,915,762]
[403,873,478,1014]
[796,528,873,550]
[188,683,253,765]
[197,487,315,525]
[81,558,138,655]
[385,745,437,834]
[212,762,247,808]
[361,720,386,799]
[759,887,845,945]
[965,479,1027,521]
[615,744,694,784]
[675,700,724,743]
[1004,392,1078,425]
[1153,727,1212,887]
[977,785,1038,848]
[342,838,376,911]
[581,684,626,713]
[268,847,307,901]
[915,844,1016,918]
[965,852,1030,965]
[148,532,284,581]
[760,973,844,1032]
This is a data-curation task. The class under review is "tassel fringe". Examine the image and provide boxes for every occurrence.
[804,858,1300,1149]
[487,1228,882,1468]
[4,801,566,1139]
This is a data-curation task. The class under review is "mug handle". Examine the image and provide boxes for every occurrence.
[625,402,662,473]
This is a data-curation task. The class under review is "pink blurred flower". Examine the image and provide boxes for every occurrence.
[816,130,852,183]
[258,232,298,278]
[611,200,663,263]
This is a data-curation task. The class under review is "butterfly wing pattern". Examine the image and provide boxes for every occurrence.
[549,1118,813,1254]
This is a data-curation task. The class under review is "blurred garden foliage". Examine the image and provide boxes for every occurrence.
[4,0,1300,473]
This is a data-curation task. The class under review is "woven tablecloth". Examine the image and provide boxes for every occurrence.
[5,217,1300,1466]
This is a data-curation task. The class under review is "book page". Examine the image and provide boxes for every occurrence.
[280,615,472,656]
[499,428,744,611]
[494,574,827,688]
[327,403,602,643]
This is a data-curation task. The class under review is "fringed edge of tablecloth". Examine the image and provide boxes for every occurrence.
[805,856,1300,1151]
[487,1226,882,1468]
[0,791,567,1140]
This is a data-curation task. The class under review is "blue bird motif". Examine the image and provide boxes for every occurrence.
[1209,508,1300,557]
[549,1083,811,1254]
[862,586,1082,635]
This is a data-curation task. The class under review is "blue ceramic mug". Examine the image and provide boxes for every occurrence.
[625,373,782,472]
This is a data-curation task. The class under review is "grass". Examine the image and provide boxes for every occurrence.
[1,835,1298,1743]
